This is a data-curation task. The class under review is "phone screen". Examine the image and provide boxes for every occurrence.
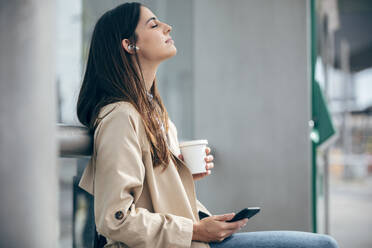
[226,207,260,222]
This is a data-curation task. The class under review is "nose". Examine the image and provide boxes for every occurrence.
[163,22,172,33]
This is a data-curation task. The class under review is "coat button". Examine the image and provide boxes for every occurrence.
[115,211,124,220]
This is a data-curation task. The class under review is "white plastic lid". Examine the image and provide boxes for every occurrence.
[179,139,208,147]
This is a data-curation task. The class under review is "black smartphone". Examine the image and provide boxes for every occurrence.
[226,207,261,222]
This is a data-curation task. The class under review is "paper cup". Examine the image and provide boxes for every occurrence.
[179,139,208,174]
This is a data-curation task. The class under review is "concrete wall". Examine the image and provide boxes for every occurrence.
[191,0,312,231]
[156,0,195,139]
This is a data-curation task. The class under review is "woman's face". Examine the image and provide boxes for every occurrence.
[123,6,177,62]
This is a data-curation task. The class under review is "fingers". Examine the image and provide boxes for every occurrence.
[205,155,214,171]
[192,172,208,180]
[205,146,211,155]
[193,168,211,181]
[224,218,248,230]
[212,215,248,243]
[213,213,235,221]
[206,162,214,170]
[204,154,213,162]
[204,153,214,172]
[217,223,244,243]
[178,154,184,161]
[203,148,214,172]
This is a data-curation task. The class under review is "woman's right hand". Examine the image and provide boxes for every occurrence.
[192,213,248,243]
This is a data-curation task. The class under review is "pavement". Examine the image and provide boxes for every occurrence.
[329,175,372,248]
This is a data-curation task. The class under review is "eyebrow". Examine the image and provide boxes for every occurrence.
[146,17,157,25]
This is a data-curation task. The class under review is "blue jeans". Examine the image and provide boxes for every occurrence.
[209,231,339,248]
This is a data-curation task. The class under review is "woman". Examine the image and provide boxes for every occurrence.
[76,2,339,248]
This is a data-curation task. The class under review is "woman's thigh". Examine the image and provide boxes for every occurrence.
[209,231,339,248]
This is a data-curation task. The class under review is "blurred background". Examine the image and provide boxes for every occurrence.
[1,0,371,247]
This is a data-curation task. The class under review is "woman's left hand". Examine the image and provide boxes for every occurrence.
[178,146,214,181]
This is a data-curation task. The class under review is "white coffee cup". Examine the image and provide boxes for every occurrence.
[179,139,208,174]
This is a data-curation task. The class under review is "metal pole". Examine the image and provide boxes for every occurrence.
[0,1,58,247]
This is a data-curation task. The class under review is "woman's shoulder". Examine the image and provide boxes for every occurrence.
[95,101,142,131]
[98,101,140,120]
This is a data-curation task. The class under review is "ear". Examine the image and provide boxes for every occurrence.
[122,39,134,54]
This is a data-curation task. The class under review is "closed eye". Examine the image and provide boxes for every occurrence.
[151,24,158,28]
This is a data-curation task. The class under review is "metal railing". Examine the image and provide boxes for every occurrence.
[58,124,96,248]
[58,124,93,157]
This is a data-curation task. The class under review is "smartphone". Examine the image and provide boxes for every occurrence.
[226,207,261,222]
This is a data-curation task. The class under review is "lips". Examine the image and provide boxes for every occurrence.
[165,38,173,43]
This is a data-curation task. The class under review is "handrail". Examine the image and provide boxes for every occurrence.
[58,124,92,158]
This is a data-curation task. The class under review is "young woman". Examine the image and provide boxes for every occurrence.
[76,2,339,248]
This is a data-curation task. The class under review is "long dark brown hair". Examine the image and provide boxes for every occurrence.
[77,2,175,169]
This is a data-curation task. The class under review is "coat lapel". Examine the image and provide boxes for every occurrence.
[167,131,200,221]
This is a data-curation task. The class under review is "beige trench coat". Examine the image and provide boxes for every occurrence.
[79,101,212,248]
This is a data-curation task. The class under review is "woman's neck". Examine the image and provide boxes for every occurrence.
[137,60,159,93]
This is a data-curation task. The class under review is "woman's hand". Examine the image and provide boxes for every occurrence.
[178,146,214,181]
[192,213,248,243]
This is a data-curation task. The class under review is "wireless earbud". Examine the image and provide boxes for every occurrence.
[128,44,139,50]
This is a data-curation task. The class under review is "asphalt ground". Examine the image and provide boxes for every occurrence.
[330,175,372,248]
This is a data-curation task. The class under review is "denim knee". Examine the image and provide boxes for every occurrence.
[318,234,339,248]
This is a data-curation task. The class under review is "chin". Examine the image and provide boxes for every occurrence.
[162,47,177,60]
[168,47,177,57]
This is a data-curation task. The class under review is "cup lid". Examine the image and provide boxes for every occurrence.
[179,139,208,147]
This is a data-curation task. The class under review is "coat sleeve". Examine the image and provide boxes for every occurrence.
[93,108,193,248]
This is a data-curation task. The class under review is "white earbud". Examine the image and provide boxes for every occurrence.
[128,44,139,50]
